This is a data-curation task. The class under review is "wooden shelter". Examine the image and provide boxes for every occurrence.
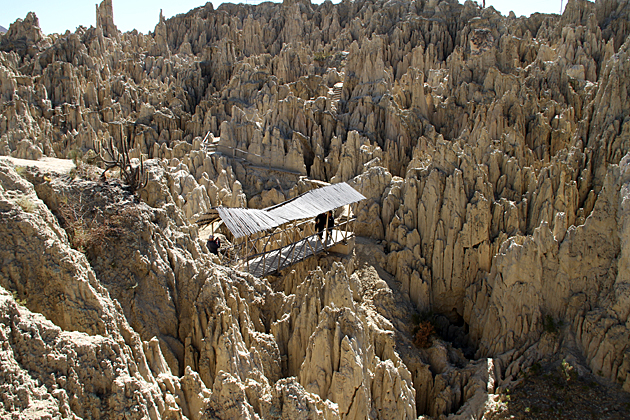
[197,182,366,277]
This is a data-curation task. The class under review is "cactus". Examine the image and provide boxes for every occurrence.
[95,123,148,193]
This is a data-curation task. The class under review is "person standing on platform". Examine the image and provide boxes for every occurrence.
[326,210,335,240]
[315,213,327,241]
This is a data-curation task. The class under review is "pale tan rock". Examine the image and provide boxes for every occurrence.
[0,289,178,420]
[96,0,118,39]
[248,187,285,208]
[202,371,259,420]
[180,366,211,420]
[348,166,392,239]
[268,378,340,420]
[330,130,382,184]
[0,12,43,56]
[1,0,630,418]
[0,164,190,418]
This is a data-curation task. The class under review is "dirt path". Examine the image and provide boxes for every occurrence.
[0,156,75,174]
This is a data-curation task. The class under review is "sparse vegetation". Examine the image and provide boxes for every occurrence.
[314,51,332,62]
[498,388,511,405]
[68,160,102,181]
[57,194,139,255]
[413,320,435,348]
[15,166,27,177]
[561,358,577,382]
[95,126,148,193]
[11,290,27,306]
[411,311,437,348]
[543,314,561,334]
[68,148,84,165]
[489,356,630,420]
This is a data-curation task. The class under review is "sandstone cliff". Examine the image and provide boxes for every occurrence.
[1,0,630,418]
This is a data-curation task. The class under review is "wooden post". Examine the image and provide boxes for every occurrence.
[279,246,283,272]
[324,212,330,249]
[280,230,286,267]
[290,224,296,266]
[262,231,274,254]
[246,237,250,273]
[262,249,266,277]
[275,232,282,273]
[349,204,352,240]
[305,233,317,256]
[258,232,264,255]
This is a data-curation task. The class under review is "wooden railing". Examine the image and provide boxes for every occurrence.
[217,217,357,275]
[202,136,304,175]
[243,217,356,274]
[205,140,272,167]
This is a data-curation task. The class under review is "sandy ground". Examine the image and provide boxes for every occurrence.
[0,156,75,174]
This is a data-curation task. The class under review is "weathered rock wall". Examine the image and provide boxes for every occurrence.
[2,0,630,417]
[0,161,433,419]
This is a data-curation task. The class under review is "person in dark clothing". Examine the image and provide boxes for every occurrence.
[326,210,335,237]
[207,236,221,255]
[315,213,327,240]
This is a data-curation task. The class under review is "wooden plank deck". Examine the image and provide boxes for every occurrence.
[243,229,351,277]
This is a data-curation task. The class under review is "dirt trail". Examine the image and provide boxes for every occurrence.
[0,156,75,174]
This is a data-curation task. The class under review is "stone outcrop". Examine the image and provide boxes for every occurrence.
[0,160,187,418]
[96,0,119,39]
[0,12,46,57]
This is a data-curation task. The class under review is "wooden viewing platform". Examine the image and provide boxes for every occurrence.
[243,225,353,277]
[196,182,366,278]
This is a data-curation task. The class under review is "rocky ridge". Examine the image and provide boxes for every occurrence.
[1,0,630,418]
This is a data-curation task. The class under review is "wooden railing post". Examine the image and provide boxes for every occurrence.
[291,226,296,264]
[246,238,250,273]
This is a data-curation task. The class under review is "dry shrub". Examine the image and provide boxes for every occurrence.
[70,161,103,181]
[413,320,435,348]
[57,199,138,254]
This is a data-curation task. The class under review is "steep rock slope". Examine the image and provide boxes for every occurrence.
[0,159,449,419]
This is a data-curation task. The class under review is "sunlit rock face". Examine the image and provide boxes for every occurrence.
[1,0,630,418]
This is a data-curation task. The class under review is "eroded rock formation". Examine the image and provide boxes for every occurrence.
[1,0,630,418]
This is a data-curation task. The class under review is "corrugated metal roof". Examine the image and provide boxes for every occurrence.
[212,182,366,239]
[217,207,284,238]
[266,182,365,220]
[196,208,220,226]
